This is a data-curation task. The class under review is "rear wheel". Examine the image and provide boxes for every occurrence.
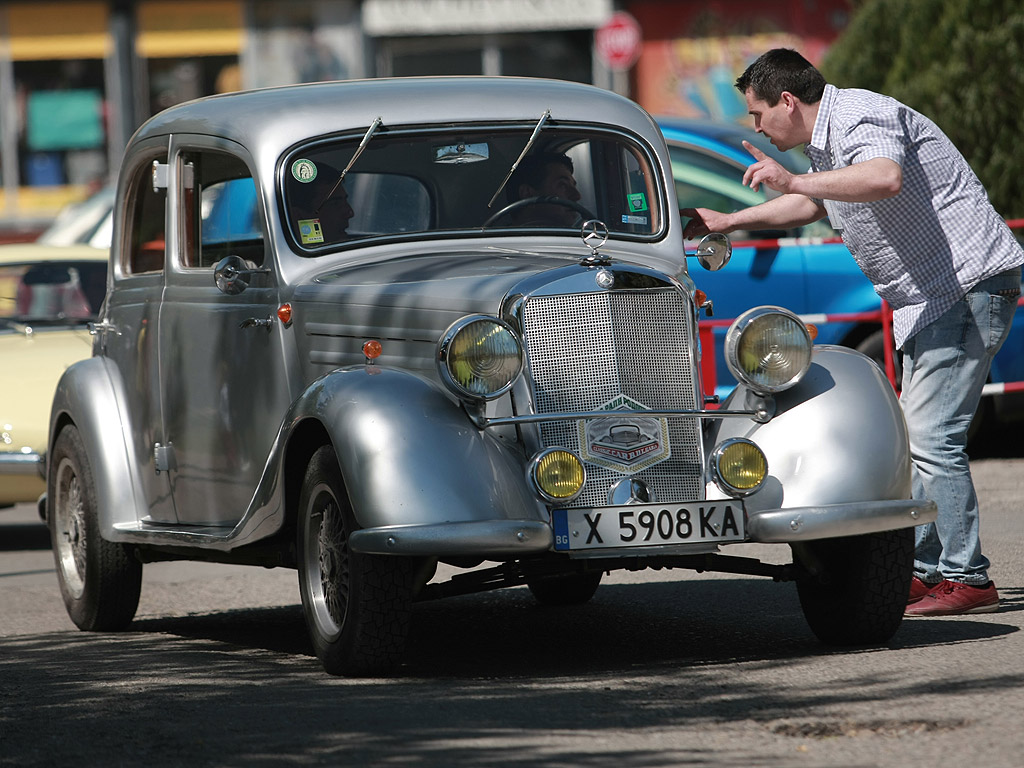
[794,527,913,646]
[527,571,603,606]
[297,445,417,676]
[855,328,902,384]
[49,424,142,631]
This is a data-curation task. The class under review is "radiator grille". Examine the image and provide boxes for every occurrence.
[521,288,704,508]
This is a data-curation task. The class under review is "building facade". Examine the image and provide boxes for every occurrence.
[0,0,848,232]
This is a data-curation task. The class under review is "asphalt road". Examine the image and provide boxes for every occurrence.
[2,433,1023,767]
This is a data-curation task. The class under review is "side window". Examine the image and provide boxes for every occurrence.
[126,156,168,275]
[180,150,262,269]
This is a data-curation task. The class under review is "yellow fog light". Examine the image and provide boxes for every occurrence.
[711,438,768,497]
[530,448,586,503]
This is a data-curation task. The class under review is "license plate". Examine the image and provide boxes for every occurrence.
[552,502,745,551]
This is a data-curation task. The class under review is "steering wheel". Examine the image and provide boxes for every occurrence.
[482,195,597,228]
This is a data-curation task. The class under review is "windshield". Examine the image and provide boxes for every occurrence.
[0,261,106,325]
[282,125,663,252]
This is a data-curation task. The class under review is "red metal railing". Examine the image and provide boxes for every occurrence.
[697,218,1024,400]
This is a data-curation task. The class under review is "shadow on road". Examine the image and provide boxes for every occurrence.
[0,520,50,552]
[2,577,1020,767]
[32,577,1021,677]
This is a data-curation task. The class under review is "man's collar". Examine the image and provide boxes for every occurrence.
[808,84,837,153]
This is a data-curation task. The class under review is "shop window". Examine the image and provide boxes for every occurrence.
[383,32,592,83]
[14,59,109,190]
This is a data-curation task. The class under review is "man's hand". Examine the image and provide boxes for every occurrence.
[681,207,732,240]
[742,140,795,194]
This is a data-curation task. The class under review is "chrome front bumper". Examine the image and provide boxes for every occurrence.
[0,451,44,477]
[747,499,936,542]
[347,499,936,556]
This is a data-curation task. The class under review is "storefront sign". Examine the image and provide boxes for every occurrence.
[363,0,613,35]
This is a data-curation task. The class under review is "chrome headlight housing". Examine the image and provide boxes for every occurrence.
[724,306,812,394]
[529,447,587,503]
[710,438,768,497]
[437,315,523,400]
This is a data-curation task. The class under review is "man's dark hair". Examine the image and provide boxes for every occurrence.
[507,151,574,203]
[735,48,826,106]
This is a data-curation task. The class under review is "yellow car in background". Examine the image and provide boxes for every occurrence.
[0,243,107,513]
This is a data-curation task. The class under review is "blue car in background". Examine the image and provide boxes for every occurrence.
[660,117,1024,435]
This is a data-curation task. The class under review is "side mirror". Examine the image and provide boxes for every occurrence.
[214,255,269,295]
[694,232,732,271]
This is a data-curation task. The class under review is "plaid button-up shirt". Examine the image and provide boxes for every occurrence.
[804,84,1024,348]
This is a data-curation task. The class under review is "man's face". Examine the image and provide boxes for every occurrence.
[531,162,580,226]
[744,89,800,152]
[319,184,354,234]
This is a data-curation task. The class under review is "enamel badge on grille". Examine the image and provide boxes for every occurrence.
[579,395,672,473]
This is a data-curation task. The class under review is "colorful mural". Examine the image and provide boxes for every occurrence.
[629,0,850,124]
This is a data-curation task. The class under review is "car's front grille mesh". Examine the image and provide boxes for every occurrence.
[521,288,704,508]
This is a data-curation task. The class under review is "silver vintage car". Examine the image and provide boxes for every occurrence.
[46,77,935,676]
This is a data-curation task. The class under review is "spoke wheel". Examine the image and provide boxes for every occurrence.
[297,446,416,676]
[794,527,913,646]
[48,424,141,631]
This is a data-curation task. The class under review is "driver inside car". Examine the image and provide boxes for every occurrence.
[506,152,582,227]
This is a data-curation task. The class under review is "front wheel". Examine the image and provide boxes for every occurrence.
[297,445,417,676]
[793,527,913,646]
[48,424,142,631]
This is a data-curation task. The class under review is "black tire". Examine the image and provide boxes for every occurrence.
[48,424,142,631]
[855,328,902,383]
[527,570,603,606]
[296,445,416,676]
[794,527,913,646]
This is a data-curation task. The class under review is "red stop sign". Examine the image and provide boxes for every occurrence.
[595,12,642,71]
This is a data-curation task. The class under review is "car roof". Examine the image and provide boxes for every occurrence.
[657,116,809,174]
[0,243,108,266]
[132,77,665,173]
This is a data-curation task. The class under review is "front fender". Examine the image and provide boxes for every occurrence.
[710,345,911,512]
[48,357,144,531]
[287,365,545,531]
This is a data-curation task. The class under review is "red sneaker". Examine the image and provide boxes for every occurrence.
[904,580,999,616]
[908,576,940,604]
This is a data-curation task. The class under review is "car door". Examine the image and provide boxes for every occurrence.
[98,143,179,523]
[157,138,289,526]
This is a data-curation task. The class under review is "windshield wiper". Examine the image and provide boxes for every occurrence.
[487,109,551,209]
[316,116,383,213]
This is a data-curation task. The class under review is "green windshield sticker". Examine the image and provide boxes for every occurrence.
[291,159,318,182]
[298,218,324,244]
[627,193,648,213]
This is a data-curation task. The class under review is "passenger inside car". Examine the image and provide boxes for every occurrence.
[288,163,354,246]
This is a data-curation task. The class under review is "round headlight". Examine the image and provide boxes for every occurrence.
[724,307,812,394]
[530,448,586,503]
[438,315,523,400]
[711,438,768,497]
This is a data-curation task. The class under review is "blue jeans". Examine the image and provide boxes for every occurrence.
[900,267,1020,585]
